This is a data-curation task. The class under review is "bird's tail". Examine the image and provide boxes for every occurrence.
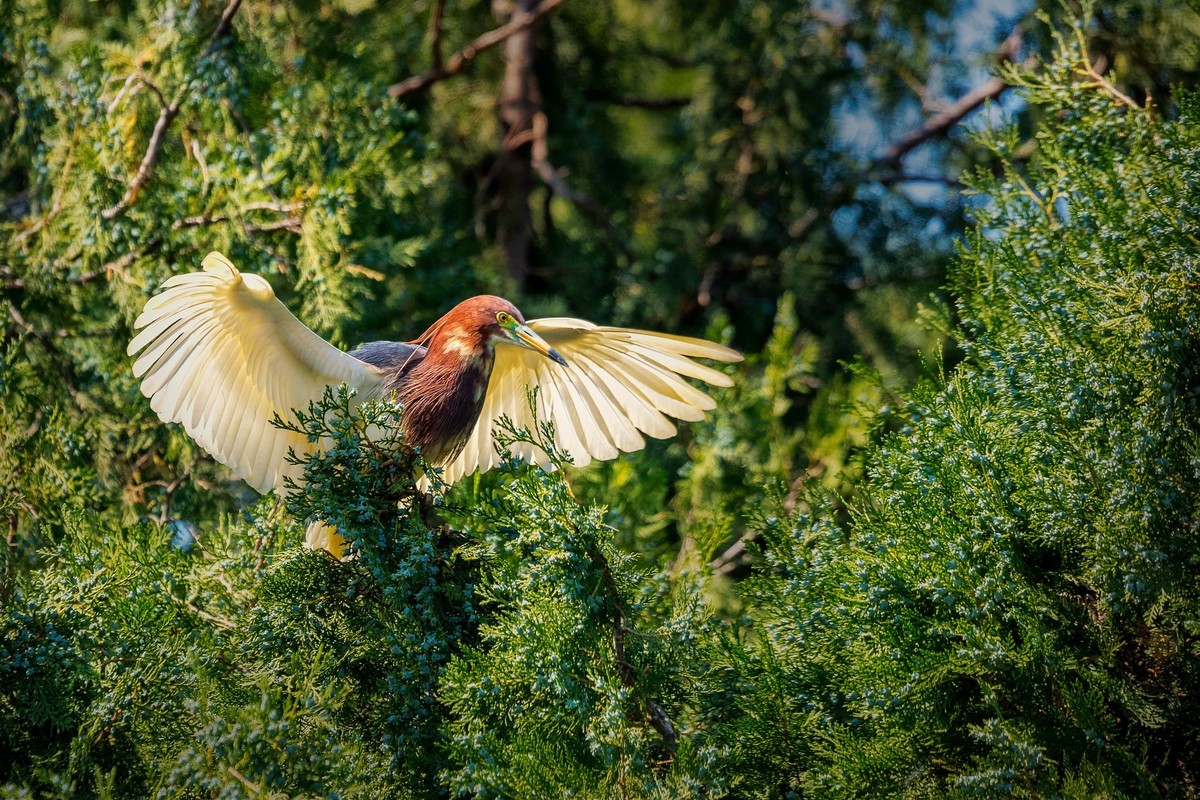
[305,519,349,559]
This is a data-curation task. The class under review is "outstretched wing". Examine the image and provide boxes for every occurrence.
[439,317,741,484]
[128,251,390,494]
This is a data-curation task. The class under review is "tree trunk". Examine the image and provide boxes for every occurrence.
[494,0,542,289]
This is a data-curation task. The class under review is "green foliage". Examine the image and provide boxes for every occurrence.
[0,386,711,797]
[704,38,1200,798]
[3,2,1200,797]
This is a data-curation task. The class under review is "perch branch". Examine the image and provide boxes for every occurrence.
[387,0,566,99]
[880,31,1022,166]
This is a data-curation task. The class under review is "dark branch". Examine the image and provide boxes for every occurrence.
[429,0,447,71]
[880,31,1022,166]
[387,0,566,100]
[880,77,1008,165]
[209,0,243,44]
[585,538,678,754]
[100,100,182,220]
[528,112,607,226]
[778,30,1024,250]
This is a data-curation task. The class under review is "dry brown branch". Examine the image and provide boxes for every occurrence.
[880,31,1022,165]
[210,0,243,44]
[101,99,183,220]
[100,0,243,221]
[387,0,566,99]
[1075,55,1141,110]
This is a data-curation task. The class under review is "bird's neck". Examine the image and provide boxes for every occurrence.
[397,334,496,465]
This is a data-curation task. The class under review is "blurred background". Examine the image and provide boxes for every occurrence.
[2,0,1199,569]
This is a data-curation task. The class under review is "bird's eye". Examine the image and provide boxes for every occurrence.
[496,311,513,326]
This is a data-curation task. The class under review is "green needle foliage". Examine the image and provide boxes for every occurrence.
[698,34,1200,798]
[3,11,1200,800]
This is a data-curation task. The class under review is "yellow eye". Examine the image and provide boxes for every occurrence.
[497,311,513,326]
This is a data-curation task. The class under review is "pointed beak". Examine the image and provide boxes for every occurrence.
[513,324,568,367]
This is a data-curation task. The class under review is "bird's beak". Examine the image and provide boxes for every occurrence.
[513,324,568,367]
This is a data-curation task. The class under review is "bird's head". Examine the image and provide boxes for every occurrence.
[424,296,568,367]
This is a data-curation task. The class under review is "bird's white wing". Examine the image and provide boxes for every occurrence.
[440,317,742,484]
[128,251,390,494]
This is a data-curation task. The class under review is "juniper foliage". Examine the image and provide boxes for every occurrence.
[700,38,1200,797]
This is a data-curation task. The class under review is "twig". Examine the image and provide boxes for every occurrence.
[245,216,302,234]
[221,98,285,208]
[210,0,243,44]
[778,30,1025,251]
[387,0,566,99]
[226,766,262,796]
[101,99,183,220]
[100,0,244,220]
[880,31,1022,166]
[585,538,678,754]
[1075,55,1140,110]
[711,534,754,576]
[185,600,237,631]
[429,0,447,71]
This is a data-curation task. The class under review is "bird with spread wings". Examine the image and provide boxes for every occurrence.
[128,252,741,548]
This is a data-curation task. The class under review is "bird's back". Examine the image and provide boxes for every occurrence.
[350,339,486,466]
[350,341,427,389]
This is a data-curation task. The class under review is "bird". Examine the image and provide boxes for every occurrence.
[128,251,742,551]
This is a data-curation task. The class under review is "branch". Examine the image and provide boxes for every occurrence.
[528,112,607,226]
[880,31,1022,166]
[387,0,566,99]
[101,99,182,220]
[429,0,447,71]
[1075,54,1141,110]
[209,0,243,44]
[775,30,1025,253]
[100,0,243,221]
[584,537,678,754]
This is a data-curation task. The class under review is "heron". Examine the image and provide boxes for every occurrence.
[128,252,742,551]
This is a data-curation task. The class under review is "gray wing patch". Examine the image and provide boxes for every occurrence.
[350,341,426,378]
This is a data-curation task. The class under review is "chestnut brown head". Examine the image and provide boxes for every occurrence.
[419,295,567,366]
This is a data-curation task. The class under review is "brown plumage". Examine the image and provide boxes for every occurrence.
[362,296,529,465]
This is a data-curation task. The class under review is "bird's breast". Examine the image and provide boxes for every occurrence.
[395,355,493,466]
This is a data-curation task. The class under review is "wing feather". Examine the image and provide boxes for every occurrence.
[442,317,740,482]
[129,251,389,494]
[569,357,646,452]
